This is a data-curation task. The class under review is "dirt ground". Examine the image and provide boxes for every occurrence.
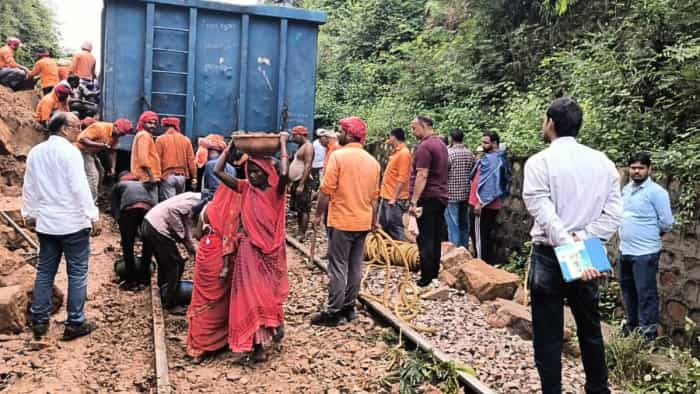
[165,247,391,394]
[1,218,394,393]
[0,217,155,394]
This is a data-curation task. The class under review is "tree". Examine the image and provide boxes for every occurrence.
[0,0,62,66]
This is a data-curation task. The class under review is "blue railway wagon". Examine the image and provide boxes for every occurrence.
[101,0,326,149]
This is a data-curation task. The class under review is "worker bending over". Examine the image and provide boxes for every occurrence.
[27,48,59,95]
[77,118,134,201]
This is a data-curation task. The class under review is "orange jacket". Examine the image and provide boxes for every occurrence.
[29,57,59,89]
[34,91,69,122]
[58,66,70,81]
[76,122,117,153]
[156,129,196,180]
[0,45,18,68]
[130,131,162,182]
[68,50,96,79]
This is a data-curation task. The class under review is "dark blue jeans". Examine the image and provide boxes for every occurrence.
[31,228,91,326]
[379,198,407,241]
[529,244,610,394]
[618,252,660,340]
[445,200,470,248]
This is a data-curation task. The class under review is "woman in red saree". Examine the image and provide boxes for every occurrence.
[186,184,241,360]
[214,133,290,361]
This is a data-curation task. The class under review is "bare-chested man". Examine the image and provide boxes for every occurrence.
[289,125,315,241]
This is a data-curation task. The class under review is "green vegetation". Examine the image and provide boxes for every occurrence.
[605,328,700,392]
[0,0,63,66]
[305,0,700,222]
[378,329,475,393]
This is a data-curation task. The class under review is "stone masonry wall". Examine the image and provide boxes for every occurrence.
[495,157,700,341]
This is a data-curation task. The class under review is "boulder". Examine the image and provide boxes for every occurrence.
[485,298,533,340]
[438,270,458,288]
[0,285,28,334]
[0,264,64,317]
[457,259,520,301]
[440,242,455,257]
[420,286,450,301]
[0,245,25,275]
[440,247,472,275]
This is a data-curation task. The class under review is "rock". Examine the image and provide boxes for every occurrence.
[0,263,36,289]
[0,245,25,275]
[485,298,533,340]
[0,285,28,334]
[512,285,529,305]
[420,287,450,301]
[438,270,458,288]
[440,242,455,257]
[440,247,471,273]
[225,372,241,382]
[457,259,520,301]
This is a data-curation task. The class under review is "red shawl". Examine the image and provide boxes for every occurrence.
[228,157,288,352]
[240,157,286,254]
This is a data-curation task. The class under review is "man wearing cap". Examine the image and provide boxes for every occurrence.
[131,111,161,202]
[34,84,71,128]
[156,118,196,201]
[311,116,380,326]
[289,125,315,242]
[0,37,32,90]
[27,48,59,95]
[68,41,96,81]
[77,118,134,201]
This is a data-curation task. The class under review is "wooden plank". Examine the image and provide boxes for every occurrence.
[285,235,495,394]
[150,274,171,394]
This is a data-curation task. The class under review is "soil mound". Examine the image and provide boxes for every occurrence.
[0,85,46,190]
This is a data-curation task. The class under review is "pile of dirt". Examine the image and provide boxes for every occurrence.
[0,85,45,193]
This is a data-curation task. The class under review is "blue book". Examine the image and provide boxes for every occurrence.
[554,238,612,282]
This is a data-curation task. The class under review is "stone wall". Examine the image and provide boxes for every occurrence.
[496,157,700,342]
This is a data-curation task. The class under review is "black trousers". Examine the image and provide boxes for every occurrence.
[470,207,498,264]
[141,220,184,308]
[529,244,610,394]
[417,198,446,282]
[118,207,150,282]
[42,86,54,95]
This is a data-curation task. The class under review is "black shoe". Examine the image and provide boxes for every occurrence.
[62,320,97,341]
[310,311,343,327]
[167,305,187,316]
[417,278,432,287]
[32,322,49,340]
[340,305,356,322]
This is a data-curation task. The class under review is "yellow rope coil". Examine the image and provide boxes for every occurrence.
[360,229,438,333]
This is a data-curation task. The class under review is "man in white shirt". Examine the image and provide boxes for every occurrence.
[23,111,100,341]
[523,97,622,394]
[311,129,328,189]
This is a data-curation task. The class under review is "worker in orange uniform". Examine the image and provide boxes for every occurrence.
[310,117,380,327]
[131,111,162,202]
[378,128,412,241]
[155,117,196,201]
[77,118,134,201]
[28,48,59,95]
[0,37,32,91]
[34,84,71,128]
[68,41,96,81]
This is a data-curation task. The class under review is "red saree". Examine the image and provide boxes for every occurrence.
[186,186,241,358]
[228,158,289,352]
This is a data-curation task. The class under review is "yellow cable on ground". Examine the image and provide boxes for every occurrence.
[360,229,438,334]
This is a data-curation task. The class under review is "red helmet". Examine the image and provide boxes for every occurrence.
[6,37,21,50]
